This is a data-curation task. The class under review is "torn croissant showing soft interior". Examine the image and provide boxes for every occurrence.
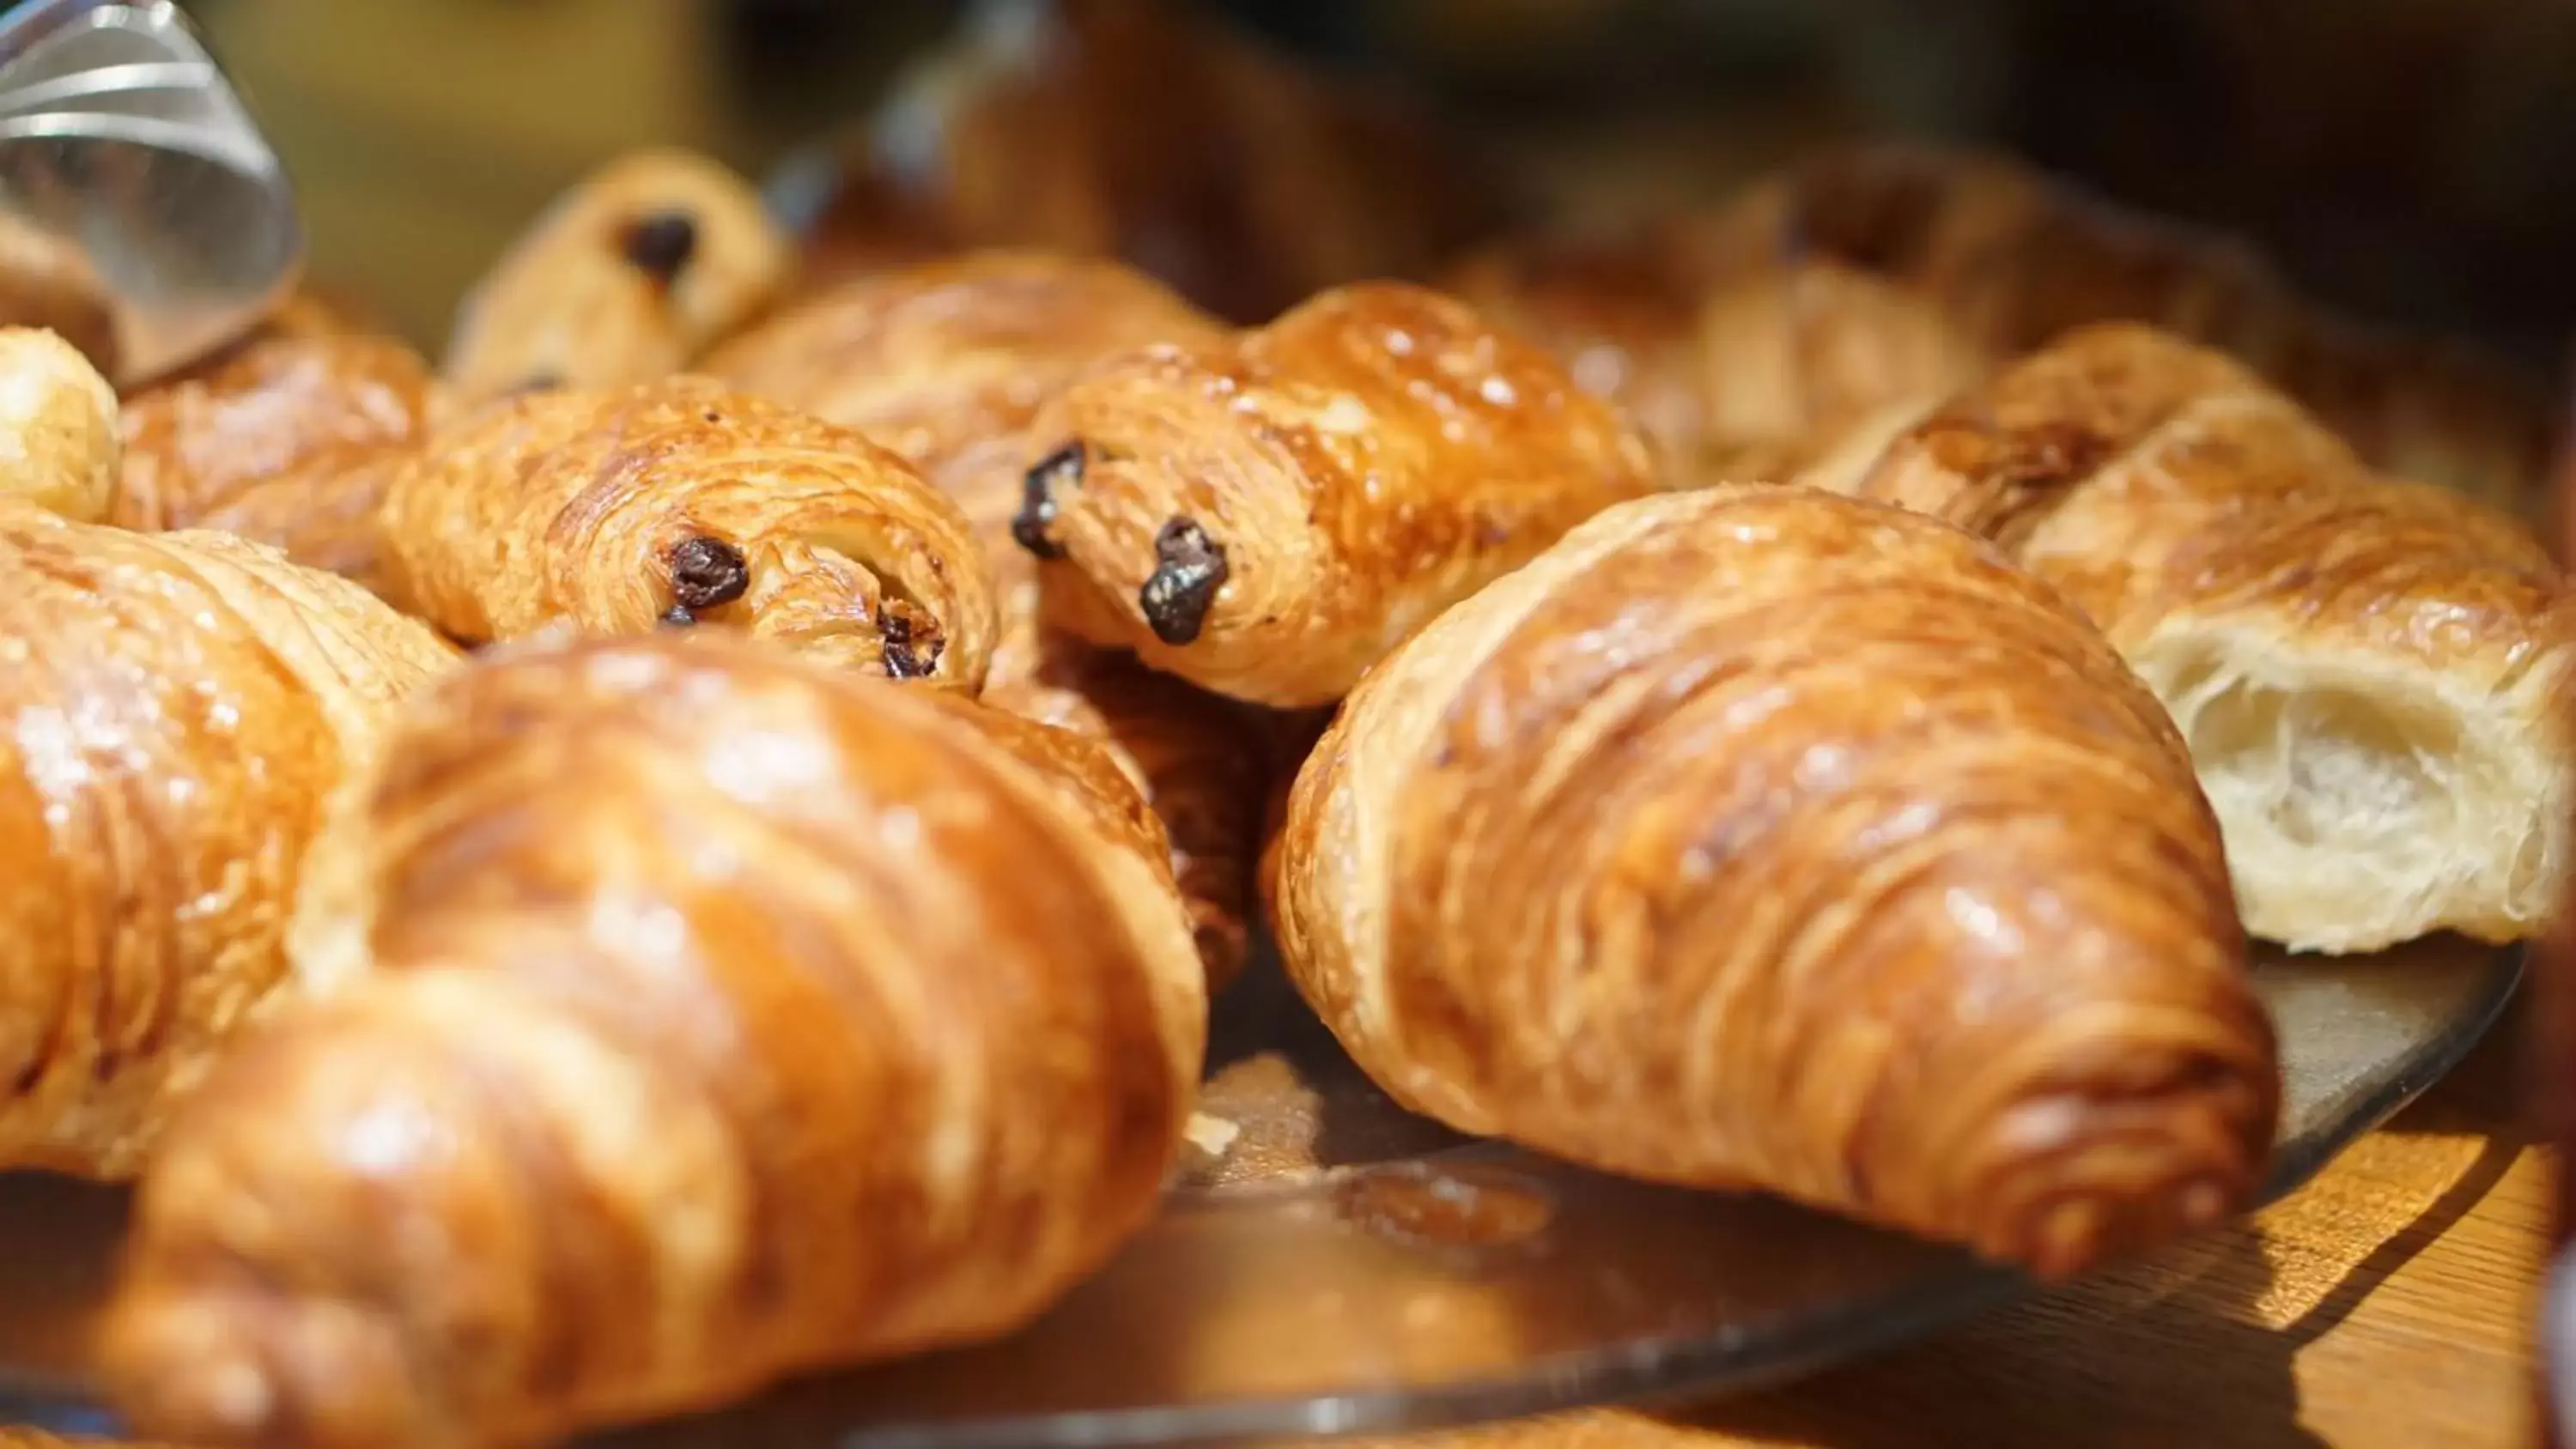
[1839,323,2571,952]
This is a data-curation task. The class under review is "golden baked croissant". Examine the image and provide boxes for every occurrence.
[112,331,447,592]
[1015,280,1660,706]
[1445,142,2554,513]
[1843,323,2573,953]
[444,149,795,401]
[0,503,459,1178]
[102,628,1206,1449]
[708,251,1263,984]
[1269,484,2278,1277]
[374,378,997,688]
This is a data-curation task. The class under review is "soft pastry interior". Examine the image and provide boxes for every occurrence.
[1847,324,2571,952]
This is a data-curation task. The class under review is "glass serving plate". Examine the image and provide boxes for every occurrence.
[0,936,2521,1447]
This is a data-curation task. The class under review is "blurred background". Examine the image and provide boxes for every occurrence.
[180,0,2576,374]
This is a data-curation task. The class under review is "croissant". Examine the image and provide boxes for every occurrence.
[443,149,795,401]
[102,628,1205,1449]
[1270,484,2277,1276]
[374,378,997,688]
[112,331,447,592]
[1445,142,2554,514]
[1844,323,2573,953]
[0,500,459,1178]
[1014,281,1661,706]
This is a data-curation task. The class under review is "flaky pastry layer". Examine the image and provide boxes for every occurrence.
[104,630,1203,1449]
[1271,484,2277,1278]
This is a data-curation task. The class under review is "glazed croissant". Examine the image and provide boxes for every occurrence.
[1015,280,1661,706]
[112,330,447,593]
[374,378,997,688]
[1270,485,2278,1277]
[708,252,1263,985]
[103,629,1206,1449]
[1845,324,2573,953]
[1445,142,2554,513]
[444,149,795,401]
[0,500,459,1178]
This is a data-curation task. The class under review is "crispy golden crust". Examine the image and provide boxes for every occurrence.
[374,378,996,688]
[702,250,1224,469]
[1448,142,2553,513]
[1854,325,2558,662]
[1018,281,1660,706]
[1851,324,2572,949]
[0,328,119,522]
[0,507,458,1178]
[102,630,1203,1449]
[112,332,447,591]
[1270,485,2276,1278]
[444,149,795,401]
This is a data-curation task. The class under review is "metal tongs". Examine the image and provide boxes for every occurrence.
[0,0,298,386]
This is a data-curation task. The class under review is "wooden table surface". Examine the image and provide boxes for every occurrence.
[1340,1007,2547,1449]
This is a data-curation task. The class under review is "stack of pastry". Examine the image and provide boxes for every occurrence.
[1446,142,2558,517]
[0,121,2552,1449]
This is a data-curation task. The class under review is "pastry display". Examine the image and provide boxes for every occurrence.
[1843,324,2573,953]
[374,377,997,688]
[1269,484,2279,1277]
[0,332,459,1177]
[102,629,1205,1449]
[1014,280,1660,706]
[442,149,795,401]
[112,330,447,593]
[1446,142,2555,515]
[0,17,2549,1440]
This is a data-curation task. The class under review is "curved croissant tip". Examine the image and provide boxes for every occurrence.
[1139,516,1228,646]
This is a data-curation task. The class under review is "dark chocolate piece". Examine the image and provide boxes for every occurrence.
[879,606,945,680]
[1011,442,1084,559]
[667,537,750,614]
[1139,517,1228,646]
[619,209,700,282]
